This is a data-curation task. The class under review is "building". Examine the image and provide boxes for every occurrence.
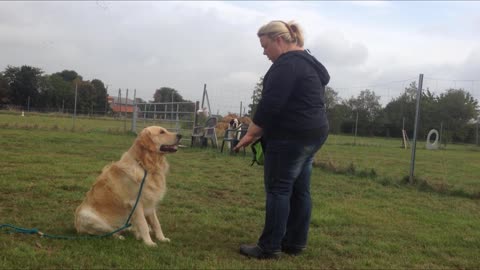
[107,95,139,114]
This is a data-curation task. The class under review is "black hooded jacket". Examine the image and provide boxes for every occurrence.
[253,50,330,140]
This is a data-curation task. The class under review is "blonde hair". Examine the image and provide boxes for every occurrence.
[257,20,304,47]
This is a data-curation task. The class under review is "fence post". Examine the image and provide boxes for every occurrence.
[440,121,443,147]
[409,74,424,184]
[175,103,180,132]
[131,89,137,133]
[73,83,78,130]
[354,111,358,145]
[123,89,128,132]
[117,88,121,119]
[194,101,199,128]
[240,101,242,118]
[476,116,479,146]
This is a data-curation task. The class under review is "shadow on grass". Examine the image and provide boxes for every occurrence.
[399,175,480,200]
[313,160,480,200]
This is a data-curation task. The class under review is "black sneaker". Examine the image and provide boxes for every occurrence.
[281,246,305,256]
[239,244,280,260]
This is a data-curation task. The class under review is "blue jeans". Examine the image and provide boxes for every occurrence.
[257,132,328,253]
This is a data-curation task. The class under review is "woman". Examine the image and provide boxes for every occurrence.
[233,20,330,259]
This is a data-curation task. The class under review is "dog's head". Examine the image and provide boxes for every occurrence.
[138,126,182,154]
[229,118,239,129]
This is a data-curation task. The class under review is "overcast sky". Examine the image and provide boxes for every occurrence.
[1,1,479,115]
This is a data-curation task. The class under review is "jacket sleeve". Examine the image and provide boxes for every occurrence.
[253,62,296,128]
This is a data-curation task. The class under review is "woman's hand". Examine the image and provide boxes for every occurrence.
[233,123,263,152]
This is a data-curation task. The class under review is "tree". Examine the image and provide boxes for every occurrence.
[75,80,95,114]
[152,87,194,119]
[153,87,184,103]
[3,65,43,107]
[135,97,146,103]
[47,74,75,112]
[91,79,108,113]
[328,103,350,134]
[324,86,345,134]
[36,74,54,109]
[383,81,418,138]
[324,86,340,111]
[54,70,82,82]
[0,72,10,104]
[436,88,478,142]
[248,76,263,116]
[344,89,382,136]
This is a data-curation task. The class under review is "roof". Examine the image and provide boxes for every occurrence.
[107,95,135,105]
[110,104,136,113]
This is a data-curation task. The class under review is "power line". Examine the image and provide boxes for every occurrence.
[332,77,418,90]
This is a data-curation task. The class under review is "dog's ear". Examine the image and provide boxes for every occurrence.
[138,128,157,152]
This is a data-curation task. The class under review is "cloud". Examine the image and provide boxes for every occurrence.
[309,31,369,67]
[348,1,391,8]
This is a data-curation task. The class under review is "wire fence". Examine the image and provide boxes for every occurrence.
[1,74,479,196]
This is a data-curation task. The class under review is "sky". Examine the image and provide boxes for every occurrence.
[1,1,479,115]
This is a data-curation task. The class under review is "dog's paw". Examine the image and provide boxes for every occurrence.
[133,232,142,240]
[157,237,170,243]
[145,240,158,247]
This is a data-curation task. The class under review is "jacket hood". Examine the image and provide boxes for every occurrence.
[292,50,330,86]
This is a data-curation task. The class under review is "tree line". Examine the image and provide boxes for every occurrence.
[249,77,479,144]
[2,64,478,143]
[0,65,109,115]
[0,65,194,116]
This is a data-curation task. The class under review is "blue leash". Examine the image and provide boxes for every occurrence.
[0,169,148,239]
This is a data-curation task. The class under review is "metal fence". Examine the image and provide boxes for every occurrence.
[132,101,197,137]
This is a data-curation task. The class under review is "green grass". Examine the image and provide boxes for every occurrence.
[318,134,480,195]
[1,114,480,269]
[0,110,194,136]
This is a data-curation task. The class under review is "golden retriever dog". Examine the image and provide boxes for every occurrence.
[75,126,181,247]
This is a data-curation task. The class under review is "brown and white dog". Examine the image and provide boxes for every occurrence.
[227,118,242,149]
[74,126,181,247]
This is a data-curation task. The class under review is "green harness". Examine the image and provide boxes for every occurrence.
[250,138,265,166]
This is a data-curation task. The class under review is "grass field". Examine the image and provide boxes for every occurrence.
[1,113,480,269]
[0,111,194,138]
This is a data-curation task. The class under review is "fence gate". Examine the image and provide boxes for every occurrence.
[132,101,197,144]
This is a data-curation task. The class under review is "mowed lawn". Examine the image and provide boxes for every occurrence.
[1,115,480,269]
